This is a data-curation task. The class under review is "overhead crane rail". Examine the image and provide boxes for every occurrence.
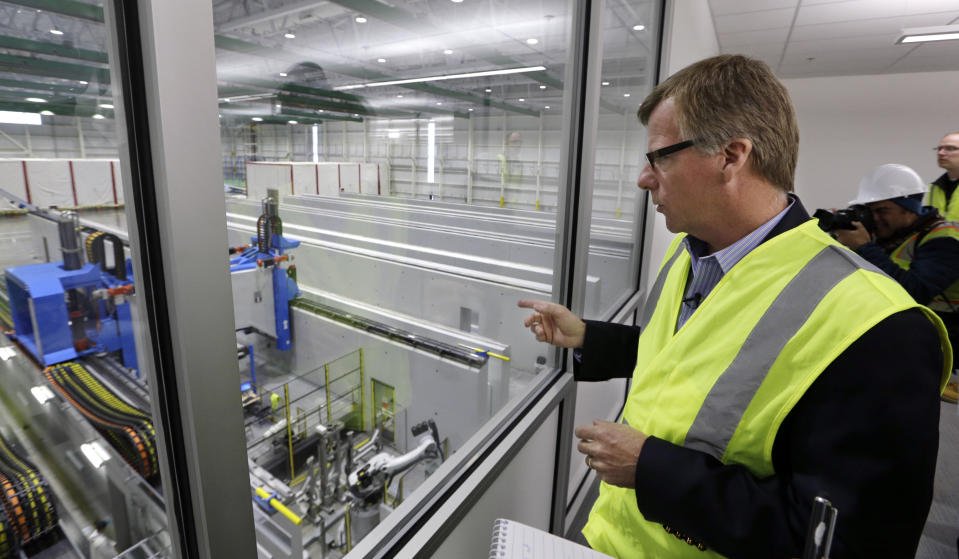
[292,297,488,368]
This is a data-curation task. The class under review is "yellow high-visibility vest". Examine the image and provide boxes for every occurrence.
[582,221,950,558]
[928,184,959,222]
[889,220,959,313]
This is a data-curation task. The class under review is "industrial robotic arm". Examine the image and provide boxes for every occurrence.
[347,420,441,504]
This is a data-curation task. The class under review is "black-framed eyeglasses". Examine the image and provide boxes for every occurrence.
[646,139,697,168]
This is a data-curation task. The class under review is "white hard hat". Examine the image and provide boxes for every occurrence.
[848,163,927,206]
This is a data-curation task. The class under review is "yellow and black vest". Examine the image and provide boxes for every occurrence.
[582,221,950,558]
[889,220,959,313]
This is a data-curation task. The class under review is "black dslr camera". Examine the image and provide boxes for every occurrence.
[813,204,876,235]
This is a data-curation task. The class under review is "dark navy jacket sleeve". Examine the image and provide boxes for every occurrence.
[629,309,941,558]
[856,237,959,305]
[573,319,640,382]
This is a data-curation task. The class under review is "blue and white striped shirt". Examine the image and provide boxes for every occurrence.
[676,199,794,330]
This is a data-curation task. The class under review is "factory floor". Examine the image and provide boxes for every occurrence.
[919,399,959,558]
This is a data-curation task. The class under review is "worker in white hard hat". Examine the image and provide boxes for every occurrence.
[835,163,959,403]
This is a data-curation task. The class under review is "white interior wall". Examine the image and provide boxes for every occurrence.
[784,70,959,213]
[643,0,719,292]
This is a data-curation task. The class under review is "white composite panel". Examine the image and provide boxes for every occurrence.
[0,160,28,204]
[316,163,339,195]
[290,163,315,196]
[26,160,75,208]
[246,162,292,201]
[73,159,118,205]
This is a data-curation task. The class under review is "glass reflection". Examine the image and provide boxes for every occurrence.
[0,2,171,558]
[213,0,572,555]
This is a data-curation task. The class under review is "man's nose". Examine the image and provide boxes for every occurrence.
[637,164,656,191]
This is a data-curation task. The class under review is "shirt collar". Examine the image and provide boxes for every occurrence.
[684,197,795,275]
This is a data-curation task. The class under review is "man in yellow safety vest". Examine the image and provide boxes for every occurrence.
[519,55,949,558]
[928,132,959,221]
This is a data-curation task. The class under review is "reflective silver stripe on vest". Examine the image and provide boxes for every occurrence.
[683,245,866,460]
[638,246,686,330]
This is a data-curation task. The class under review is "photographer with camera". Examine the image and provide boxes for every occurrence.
[831,163,959,402]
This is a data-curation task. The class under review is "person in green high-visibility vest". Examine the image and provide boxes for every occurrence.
[928,132,959,221]
[519,55,948,559]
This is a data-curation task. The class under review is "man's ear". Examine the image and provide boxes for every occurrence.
[721,137,753,181]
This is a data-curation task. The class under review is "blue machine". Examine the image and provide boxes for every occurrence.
[228,210,301,351]
[5,254,138,371]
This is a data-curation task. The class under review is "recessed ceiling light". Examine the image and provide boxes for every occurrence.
[39,110,54,116]
[526,38,538,45]
[485,88,492,92]
[544,106,550,109]
[443,49,453,55]
[79,81,88,85]
[624,93,630,97]
[252,117,263,121]
[519,98,525,102]
[50,29,63,35]
[539,85,546,89]
[451,0,464,3]
[353,113,359,117]
[377,58,387,63]
[279,72,288,77]
[318,109,324,112]
[25,97,46,103]
[355,16,367,23]
[288,120,298,124]
[284,32,295,39]
[397,94,403,98]
[468,108,473,111]
[436,102,442,105]
[98,103,113,109]
[633,24,645,31]
[92,114,105,119]
[601,81,610,86]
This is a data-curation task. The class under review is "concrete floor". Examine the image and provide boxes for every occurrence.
[918,400,959,558]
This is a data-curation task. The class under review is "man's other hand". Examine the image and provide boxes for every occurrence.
[575,419,647,488]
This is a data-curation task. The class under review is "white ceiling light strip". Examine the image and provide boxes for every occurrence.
[335,65,546,91]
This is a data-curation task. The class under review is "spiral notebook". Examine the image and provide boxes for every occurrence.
[489,518,614,559]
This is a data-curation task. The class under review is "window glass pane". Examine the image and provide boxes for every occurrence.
[585,0,660,320]
[213,1,571,554]
[0,2,173,557]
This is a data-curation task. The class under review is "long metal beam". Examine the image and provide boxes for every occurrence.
[0,33,107,63]
[3,0,103,22]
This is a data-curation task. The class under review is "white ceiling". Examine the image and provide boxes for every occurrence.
[708,0,959,78]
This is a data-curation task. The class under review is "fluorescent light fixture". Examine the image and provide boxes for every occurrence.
[451,0,464,3]
[377,58,387,63]
[355,16,367,23]
[50,29,63,35]
[39,110,54,116]
[251,117,263,121]
[288,120,297,124]
[31,385,54,404]
[25,97,46,103]
[312,124,319,162]
[601,81,610,86]
[397,94,403,98]
[633,24,645,31]
[279,72,287,77]
[79,80,88,85]
[92,114,105,119]
[467,108,473,111]
[443,49,454,55]
[335,65,546,90]
[526,38,538,45]
[485,88,492,92]
[427,120,436,183]
[284,32,295,39]
[80,442,110,468]
[544,105,550,109]
[539,85,546,89]
[896,25,959,44]
[98,103,113,109]
[0,111,41,125]
[518,98,525,102]
[624,93,630,97]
